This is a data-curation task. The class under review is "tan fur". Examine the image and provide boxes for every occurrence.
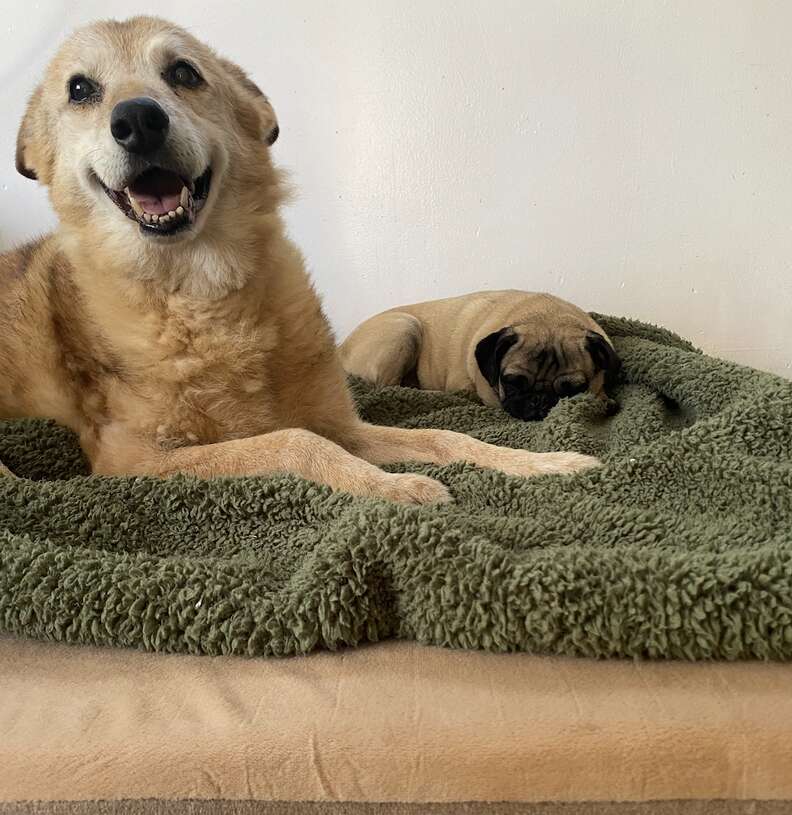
[0,18,599,502]
[340,291,617,409]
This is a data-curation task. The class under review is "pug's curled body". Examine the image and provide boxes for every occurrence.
[340,291,621,420]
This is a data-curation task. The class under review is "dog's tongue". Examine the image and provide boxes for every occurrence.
[127,168,183,215]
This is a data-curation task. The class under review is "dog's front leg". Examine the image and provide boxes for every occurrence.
[345,423,600,478]
[93,427,451,505]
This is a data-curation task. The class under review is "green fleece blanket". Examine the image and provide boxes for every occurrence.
[1,315,791,660]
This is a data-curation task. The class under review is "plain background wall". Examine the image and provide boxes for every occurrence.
[1,1,790,377]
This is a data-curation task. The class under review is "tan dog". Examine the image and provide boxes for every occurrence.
[340,291,621,420]
[0,17,598,503]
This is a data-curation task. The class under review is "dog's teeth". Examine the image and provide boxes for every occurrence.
[167,210,176,218]
[126,189,145,218]
[176,206,184,216]
[180,187,189,208]
[143,213,152,223]
[151,214,159,223]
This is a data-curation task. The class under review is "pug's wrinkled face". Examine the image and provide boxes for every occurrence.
[475,326,621,420]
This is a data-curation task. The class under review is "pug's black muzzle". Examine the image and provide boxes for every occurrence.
[501,391,560,421]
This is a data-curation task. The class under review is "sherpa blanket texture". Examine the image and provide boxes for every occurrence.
[1,315,791,660]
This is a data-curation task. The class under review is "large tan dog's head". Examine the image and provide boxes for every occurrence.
[16,17,280,283]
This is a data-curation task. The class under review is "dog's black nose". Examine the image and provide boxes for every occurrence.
[110,97,169,155]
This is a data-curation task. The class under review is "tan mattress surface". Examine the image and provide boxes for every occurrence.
[1,636,791,805]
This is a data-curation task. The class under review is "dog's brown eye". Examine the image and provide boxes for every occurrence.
[68,75,101,104]
[165,61,203,89]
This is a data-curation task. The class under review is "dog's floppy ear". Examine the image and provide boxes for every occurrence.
[586,331,622,384]
[16,86,53,182]
[475,328,518,389]
[218,58,279,146]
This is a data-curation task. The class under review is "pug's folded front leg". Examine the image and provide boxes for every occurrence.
[92,426,451,505]
[589,370,620,416]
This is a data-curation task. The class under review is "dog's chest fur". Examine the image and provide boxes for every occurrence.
[111,305,282,449]
[15,244,338,457]
[47,292,279,454]
[2,228,351,474]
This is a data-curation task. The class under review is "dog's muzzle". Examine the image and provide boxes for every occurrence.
[501,391,560,421]
[98,96,213,236]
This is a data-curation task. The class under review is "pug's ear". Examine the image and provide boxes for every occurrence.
[586,331,622,388]
[16,86,53,182]
[218,58,279,146]
[475,328,518,389]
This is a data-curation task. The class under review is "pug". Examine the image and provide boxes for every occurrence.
[340,290,621,420]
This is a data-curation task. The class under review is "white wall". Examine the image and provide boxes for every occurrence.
[1,1,790,377]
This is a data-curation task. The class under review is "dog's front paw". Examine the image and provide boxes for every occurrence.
[530,451,601,476]
[376,473,453,505]
[489,448,601,478]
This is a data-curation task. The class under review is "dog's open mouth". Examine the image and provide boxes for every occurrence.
[101,167,212,236]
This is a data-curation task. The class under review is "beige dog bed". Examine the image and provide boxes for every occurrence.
[2,635,791,814]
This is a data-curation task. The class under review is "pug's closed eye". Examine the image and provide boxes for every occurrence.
[554,375,587,397]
